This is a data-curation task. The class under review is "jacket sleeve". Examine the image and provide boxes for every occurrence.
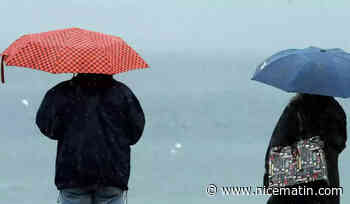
[122,85,145,146]
[36,89,59,140]
[322,101,347,153]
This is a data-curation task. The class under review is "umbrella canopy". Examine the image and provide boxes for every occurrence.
[251,47,350,98]
[0,27,149,83]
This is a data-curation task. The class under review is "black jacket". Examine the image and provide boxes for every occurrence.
[264,94,347,204]
[36,74,145,190]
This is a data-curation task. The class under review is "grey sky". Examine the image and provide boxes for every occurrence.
[1,0,350,53]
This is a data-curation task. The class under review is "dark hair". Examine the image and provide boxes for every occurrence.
[71,73,114,88]
[291,93,332,109]
[290,93,334,134]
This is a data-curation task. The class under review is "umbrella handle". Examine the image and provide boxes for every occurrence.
[1,55,4,83]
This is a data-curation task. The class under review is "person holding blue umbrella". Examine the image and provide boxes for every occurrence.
[252,47,348,204]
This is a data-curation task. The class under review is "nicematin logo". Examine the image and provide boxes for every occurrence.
[206,184,343,197]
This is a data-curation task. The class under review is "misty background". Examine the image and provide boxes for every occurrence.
[0,0,349,203]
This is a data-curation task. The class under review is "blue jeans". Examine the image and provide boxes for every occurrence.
[58,186,125,204]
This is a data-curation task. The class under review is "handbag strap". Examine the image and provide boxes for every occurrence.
[296,105,315,140]
[296,111,303,133]
[296,110,309,141]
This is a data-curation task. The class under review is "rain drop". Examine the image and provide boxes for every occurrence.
[175,142,182,149]
[170,149,177,155]
[21,99,29,107]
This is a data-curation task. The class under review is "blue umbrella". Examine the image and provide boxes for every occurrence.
[251,47,350,98]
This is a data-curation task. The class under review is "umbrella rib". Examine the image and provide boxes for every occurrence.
[84,31,114,72]
[284,59,313,93]
[315,52,350,98]
[287,56,347,98]
[332,56,350,98]
[4,35,33,64]
[53,29,76,73]
[254,53,310,91]
[332,52,350,65]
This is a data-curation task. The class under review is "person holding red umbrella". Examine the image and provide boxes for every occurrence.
[1,28,149,204]
[37,73,145,204]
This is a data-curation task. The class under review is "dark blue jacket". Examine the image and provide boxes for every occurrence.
[36,74,145,190]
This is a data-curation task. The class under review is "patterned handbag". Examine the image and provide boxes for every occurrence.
[267,111,329,187]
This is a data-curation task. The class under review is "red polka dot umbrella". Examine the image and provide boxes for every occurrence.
[0,27,149,83]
